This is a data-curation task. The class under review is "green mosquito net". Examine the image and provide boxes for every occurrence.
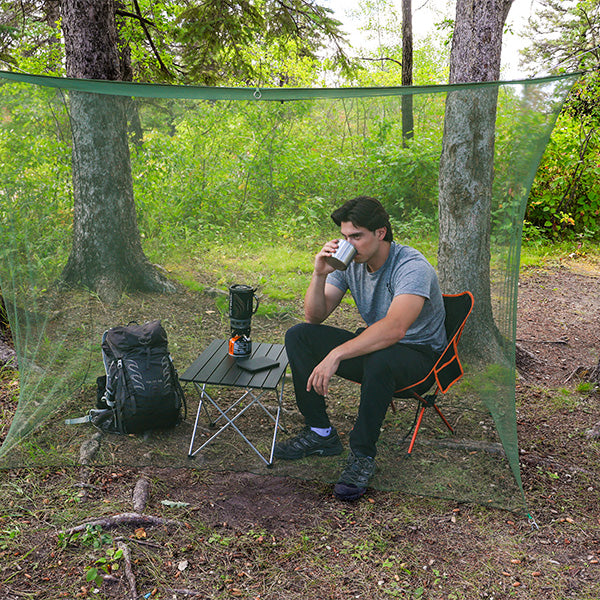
[0,71,578,513]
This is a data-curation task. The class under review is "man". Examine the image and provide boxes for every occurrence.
[274,196,447,501]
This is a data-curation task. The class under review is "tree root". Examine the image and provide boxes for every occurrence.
[117,540,137,600]
[60,512,182,537]
[77,431,104,501]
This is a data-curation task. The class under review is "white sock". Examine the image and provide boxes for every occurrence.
[311,426,332,437]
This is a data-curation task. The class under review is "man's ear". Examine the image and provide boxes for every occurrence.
[376,227,387,240]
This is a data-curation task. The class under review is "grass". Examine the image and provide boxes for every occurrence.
[519,238,600,269]
[160,224,600,310]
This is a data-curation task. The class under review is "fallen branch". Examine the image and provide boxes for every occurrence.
[60,512,182,537]
[114,535,163,549]
[117,541,137,600]
[79,432,102,466]
[516,338,569,345]
[564,365,589,383]
[420,438,506,456]
[133,476,151,513]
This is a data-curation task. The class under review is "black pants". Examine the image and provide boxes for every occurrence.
[285,322,438,458]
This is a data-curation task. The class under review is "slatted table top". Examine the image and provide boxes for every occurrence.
[180,339,288,390]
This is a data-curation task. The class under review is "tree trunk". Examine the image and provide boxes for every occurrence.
[401,0,413,145]
[60,0,173,303]
[437,0,513,362]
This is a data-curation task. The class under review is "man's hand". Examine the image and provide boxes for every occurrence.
[307,351,341,397]
[306,294,427,396]
[313,239,340,276]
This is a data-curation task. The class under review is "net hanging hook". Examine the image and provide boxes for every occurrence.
[528,513,539,531]
[253,87,262,100]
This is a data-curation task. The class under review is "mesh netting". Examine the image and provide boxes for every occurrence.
[0,71,578,512]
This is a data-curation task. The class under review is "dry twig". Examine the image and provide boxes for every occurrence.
[117,540,137,600]
[60,512,181,537]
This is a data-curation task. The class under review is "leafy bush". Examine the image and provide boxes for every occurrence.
[526,113,600,241]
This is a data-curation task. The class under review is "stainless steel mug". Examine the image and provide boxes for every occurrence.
[325,239,357,271]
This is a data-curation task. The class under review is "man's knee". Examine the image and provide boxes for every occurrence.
[285,322,314,348]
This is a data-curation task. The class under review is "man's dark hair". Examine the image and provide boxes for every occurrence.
[331,196,393,242]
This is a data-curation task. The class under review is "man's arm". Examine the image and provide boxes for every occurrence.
[306,293,425,396]
[304,240,346,324]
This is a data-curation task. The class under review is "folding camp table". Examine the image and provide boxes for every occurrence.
[181,339,288,466]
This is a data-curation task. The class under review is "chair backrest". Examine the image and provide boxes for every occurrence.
[393,291,474,397]
[434,292,474,393]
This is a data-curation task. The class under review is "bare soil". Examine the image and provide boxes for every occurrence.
[515,263,600,386]
[0,261,599,599]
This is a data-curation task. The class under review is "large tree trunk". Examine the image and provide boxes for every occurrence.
[401,0,413,145]
[60,0,173,303]
[437,0,513,362]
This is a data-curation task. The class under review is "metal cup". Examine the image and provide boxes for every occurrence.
[325,239,357,271]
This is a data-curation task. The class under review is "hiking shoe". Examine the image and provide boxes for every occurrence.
[273,426,343,460]
[334,450,376,501]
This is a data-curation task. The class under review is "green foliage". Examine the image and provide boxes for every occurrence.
[175,0,350,85]
[128,93,449,252]
[565,72,600,125]
[0,0,351,86]
[526,113,600,241]
[85,546,123,587]
[520,2,600,242]
[56,524,122,588]
[0,526,19,549]
[363,134,441,217]
[521,0,600,75]
[57,524,113,550]
[1,74,574,299]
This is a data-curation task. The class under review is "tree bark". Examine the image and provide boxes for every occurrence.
[60,0,174,303]
[401,0,413,145]
[437,0,513,362]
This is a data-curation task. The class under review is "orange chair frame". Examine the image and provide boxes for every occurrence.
[393,291,474,454]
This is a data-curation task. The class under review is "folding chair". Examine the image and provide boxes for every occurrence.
[393,291,474,454]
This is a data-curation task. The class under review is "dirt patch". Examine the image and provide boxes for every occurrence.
[160,470,331,534]
[516,263,600,386]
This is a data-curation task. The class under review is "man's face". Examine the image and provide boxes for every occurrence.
[339,221,386,264]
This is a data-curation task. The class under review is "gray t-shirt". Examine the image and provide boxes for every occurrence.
[326,242,447,353]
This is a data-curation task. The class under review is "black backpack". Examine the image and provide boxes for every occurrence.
[93,320,186,434]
